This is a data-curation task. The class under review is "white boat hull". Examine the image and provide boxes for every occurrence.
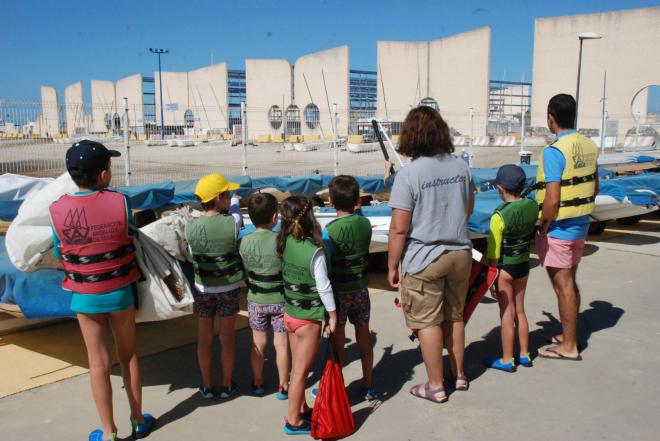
[347,142,380,153]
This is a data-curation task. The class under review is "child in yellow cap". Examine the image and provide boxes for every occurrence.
[185,173,244,398]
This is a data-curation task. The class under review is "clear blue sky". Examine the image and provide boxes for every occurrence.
[0,0,657,103]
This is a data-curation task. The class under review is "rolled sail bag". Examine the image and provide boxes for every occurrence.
[6,173,77,272]
[131,227,194,322]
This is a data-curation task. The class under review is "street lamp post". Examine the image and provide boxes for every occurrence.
[575,32,601,129]
[149,48,169,140]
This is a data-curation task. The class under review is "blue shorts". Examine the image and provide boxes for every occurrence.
[70,285,134,314]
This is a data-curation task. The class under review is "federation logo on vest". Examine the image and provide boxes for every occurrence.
[571,143,596,169]
[336,225,356,255]
[62,208,92,244]
[508,210,525,236]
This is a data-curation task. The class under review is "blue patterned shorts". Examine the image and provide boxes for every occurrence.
[193,288,241,318]
[337,287,371,327]
[248,301,286,333]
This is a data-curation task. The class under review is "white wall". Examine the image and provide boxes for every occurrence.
[531,7,660,139]
[188,63,229,131]
[64,81,85,136]
[91,80,115,132]
[377,27,491,136]
[294,45,350,137]
[116,74,144,129]
[246,59,292,138]
[40,86,59,136]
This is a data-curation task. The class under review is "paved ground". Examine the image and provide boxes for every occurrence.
[1,216,659,440]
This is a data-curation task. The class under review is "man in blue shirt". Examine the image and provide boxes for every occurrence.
[536,94,599,362]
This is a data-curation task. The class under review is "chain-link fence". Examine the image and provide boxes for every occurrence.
[1,99,657,187]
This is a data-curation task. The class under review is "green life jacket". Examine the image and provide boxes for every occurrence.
[185,214,244,287]
[239,230,284,305]
[325,213,372,294]
[495,198,539,266]
[282,236,325,321]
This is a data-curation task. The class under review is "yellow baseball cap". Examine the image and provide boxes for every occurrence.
[194,173,240,203]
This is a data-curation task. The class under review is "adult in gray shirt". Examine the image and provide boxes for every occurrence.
[388,106,475,403]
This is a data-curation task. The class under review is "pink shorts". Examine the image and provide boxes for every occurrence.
[283,312,320,332]
[535,233,585,269]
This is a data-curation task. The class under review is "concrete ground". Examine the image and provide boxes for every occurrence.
[1,216,659,440]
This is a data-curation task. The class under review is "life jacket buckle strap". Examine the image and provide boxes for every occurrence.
[247,271,283,283]
[286,298,322,309]
[246,281,284,294]
[66,261,137,283]
[62,244,136,264]
[193,252,239,264]
[195,262,242,278]
[283,281,317,294]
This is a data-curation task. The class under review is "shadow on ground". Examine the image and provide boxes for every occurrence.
[462,300,624,384]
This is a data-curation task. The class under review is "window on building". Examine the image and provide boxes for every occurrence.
[268,105,282,130]
[420,97,440,112]
[304,103,320,129]
[285,105,301,135]
[184,109,194,128]
[113,113,121,131]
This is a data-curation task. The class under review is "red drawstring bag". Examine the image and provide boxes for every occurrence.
[311,339,355,440]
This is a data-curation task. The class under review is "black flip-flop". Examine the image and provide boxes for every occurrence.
[538,348,582,361]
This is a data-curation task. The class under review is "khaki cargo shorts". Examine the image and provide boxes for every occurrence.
[399,249,471,329]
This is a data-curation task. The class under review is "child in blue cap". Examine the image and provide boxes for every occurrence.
[484,164,539,372]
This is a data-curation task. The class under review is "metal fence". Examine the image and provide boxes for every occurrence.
[1,99,657,187]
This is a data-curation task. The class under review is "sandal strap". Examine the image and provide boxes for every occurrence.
[424,382,445,395]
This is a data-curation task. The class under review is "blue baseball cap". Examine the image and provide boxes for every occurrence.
[495,164,527,192]
[66,140,120,173]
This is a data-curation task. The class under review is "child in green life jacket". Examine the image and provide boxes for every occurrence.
[484,164,539,372]
[277,195,337,436]
[239,192,290,399]
[185,173,244,398]
[323,175,375,401]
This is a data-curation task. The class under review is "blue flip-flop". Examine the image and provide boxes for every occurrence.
[484,357,517,372]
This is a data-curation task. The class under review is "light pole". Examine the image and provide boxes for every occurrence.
[149,48,169,140]
[575,32,601,129]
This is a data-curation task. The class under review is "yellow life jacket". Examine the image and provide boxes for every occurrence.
[535,132,598,220]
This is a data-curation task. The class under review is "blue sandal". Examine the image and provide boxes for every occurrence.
[284,418,311,435]
[89,430,116,441]
[518,353,533,367]
[276,385,289,400]
[131,413,156,439]
[484,358,517,372]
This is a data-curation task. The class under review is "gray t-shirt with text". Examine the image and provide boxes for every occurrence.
[389,154,474,275]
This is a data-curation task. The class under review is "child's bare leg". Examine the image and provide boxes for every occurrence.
[497,270,516,362]
[273,330,290,390]
[197,317,215,389]
[287,322,321,425]
[219,314,236,388]
[331,324,346,365]
[78,313,116,438]
[354,324,373,388]
[250,330,267,386]
[513,275,530,356]
[109,307,143,423]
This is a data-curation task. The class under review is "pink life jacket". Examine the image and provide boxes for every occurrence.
[49,190,140,294]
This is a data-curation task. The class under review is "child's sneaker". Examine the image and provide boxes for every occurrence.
[276,385,289,400]
[131,413,156,439]
[361,387,376,401]
[283,419,311,435]
[89,430,116,441]
[484,357,517,373]
[219,381,238,399]
[252,382,266,397]
[198,386,214,399]
[518,353,533,367]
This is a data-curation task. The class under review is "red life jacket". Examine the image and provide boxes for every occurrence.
[49,190,140,294]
